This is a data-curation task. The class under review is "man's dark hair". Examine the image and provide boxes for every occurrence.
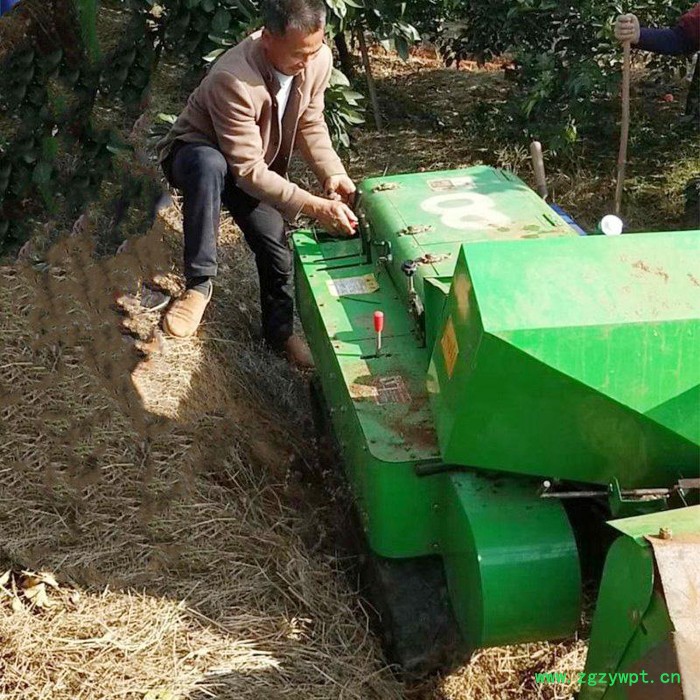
[262,0,326,36]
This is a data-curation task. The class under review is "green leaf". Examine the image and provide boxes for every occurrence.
[113,66,130,84]
[41,137,59,160]
[330,67,350,86]
[395,37,409,61]
[106,142,133,155]
[212,7,231,34]
[18,64,35,85]
[204,48,225,63]
[64,68,81,85]
[343,111,364,124]
[207,33,233,45]
[9,85,27,103]
[14,50,35,68]
[32,162,52,185]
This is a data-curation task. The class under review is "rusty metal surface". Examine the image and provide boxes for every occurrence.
[646,533,700,699]
[629,637,684,700]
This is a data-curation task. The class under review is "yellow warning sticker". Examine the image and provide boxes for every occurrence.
[327,274,379,297]
[441,316,459,379]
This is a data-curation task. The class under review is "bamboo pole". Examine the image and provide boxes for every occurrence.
[614,41,631,216]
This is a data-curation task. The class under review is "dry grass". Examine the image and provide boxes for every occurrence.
[0,215,405,699]
[411,641,588,700]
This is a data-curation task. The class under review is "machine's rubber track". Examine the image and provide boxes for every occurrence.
[308,377,463,677]
[361,551,462,676]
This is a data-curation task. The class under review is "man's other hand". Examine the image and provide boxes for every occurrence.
[323,174,356,205]
[615,14,640,44]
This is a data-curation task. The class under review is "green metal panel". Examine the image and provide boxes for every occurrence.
[439,471,580,652]
[607,505,700,541]
[424,277,450,351]
[581,592,674,700]
[294,231,442,557]
[356,166,579,312]
[295,230,582,650]
[581,536,656,699]
[358,166,577,245]
[581,508,700,700]
[428,235,700,487]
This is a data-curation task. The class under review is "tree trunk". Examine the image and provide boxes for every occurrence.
[334,31,354,79]
[357,28,382,131]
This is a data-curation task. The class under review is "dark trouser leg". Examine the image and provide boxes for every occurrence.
[683,176,700,229]
[165,142,227,284]
[222,181,294,348]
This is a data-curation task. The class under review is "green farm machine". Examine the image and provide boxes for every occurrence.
[292,165,700,698]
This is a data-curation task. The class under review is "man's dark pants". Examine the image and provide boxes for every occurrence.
[163,140,294,349]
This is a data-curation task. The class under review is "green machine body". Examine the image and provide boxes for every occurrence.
[292,165,699,688]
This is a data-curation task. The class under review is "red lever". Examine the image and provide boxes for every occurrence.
[374,311,384,333]
[374,311,384,355]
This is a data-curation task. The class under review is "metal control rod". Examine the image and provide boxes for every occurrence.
[538,478,700,499]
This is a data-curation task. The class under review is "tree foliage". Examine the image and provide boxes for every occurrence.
[435,0,695,150]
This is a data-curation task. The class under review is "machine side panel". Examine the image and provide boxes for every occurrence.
[428,243,699,487]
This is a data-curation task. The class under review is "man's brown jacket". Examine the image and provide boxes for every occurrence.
[157,30,347,220]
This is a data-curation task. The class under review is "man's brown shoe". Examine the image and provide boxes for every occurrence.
[284,334,315,370]
[162,286,212,338]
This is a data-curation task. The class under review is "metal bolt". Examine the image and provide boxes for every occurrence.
[658,527,673,540]
[432,503,439,511]
[431,542,439,550]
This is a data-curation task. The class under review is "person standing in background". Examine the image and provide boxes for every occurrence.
[614,5,700,227]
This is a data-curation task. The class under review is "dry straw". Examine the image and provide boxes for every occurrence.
[0,219,404,699]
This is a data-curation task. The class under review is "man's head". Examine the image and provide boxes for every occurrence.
[261,0,326,76]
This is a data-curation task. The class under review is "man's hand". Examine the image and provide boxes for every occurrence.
[323,174,356,205]
[304,196,358,236]
[615,14,640,44]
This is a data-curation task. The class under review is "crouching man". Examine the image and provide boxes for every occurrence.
[157,0,357,368]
